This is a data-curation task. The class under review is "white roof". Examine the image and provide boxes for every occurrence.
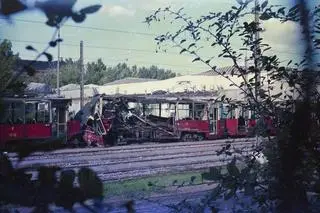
[97,75,242,95]
[58,72,296,102]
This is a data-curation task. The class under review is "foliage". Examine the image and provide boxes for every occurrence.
[99,63,176,84]
[0,0,102,94]
[145,0,320,212]
[26,60,177,87]
[86,58,107,85]
[0,39,25,94]
[0,1,110,212]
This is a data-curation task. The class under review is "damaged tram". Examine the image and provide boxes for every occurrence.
[75,94,259,146]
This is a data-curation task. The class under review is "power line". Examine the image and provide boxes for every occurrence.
[5,38,303,58]
[5,38,179,55]
[0,18,157,37]
[18,53,208,70]
[0,18,305,55]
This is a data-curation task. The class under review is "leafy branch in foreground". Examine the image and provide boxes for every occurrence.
[145,0,320,212]
[0,1,109,212]
[0,0,102,94]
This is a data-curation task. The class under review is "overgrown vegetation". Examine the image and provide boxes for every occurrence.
[1,0,320,212]
[0,1,110,212]
[145,0,320,212]
[23,58,177,87]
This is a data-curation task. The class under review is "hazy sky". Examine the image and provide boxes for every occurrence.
[0,0,309,75]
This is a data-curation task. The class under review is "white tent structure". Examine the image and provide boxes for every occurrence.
[59,70,294,113]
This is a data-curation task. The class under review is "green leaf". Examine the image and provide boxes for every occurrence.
[192,57,200,62]
[224,189,236,200]
[188,43,196,49]
[24,65,36,76]
[260,12,272,20]
[210,185,222,200]
[190,176,196,183]
[271,92,282,99]
[80,5,102,14]
[38,166,60,186]
[72,13,86,23]
[202,167,222,181]
[180,48,187,54]
[26,45,37,51]
[0,153,14,177]
[78,168,103,199]
[244,183,255,195]
[49,41,57,47]
[261,0,268,10]
[60,170,76,187]
[43,52,53,62]
[227,158,240,177]
[180,39,186,44]
[236,0,243,5]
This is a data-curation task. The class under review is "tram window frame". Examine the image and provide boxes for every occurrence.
[176,103,190,119]
[0,102,13,124]
[147,103,160,116]
[220,104,236,119]
[194,103,206,120]
[25,102,37,124]
[37,102,50,123]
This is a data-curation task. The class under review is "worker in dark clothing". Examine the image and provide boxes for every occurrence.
[238,115,245,132]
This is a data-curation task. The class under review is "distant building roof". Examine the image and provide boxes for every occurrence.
[60,84,79,91]
[25,82,52,94]
[195,66,245,76]
[103,77,159,86]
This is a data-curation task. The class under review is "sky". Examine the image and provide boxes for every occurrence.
[0,0,312,75]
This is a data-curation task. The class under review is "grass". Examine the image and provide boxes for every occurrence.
[103,164,244,199]
[103,171,205,199]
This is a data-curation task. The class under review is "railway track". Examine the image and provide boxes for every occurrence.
[9,138,258,181]
[9,138,256,160]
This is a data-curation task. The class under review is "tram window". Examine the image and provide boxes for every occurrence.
[0,102,12,124]
[25,102,36,123]
[147,104,160,116]
[177,104,190,119]
[37,102,50,123]
[194,104,206,120]
[220,105,236,119]
[12,102,24,124]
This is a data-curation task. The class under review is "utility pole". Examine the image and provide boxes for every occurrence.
[254,0,261,145]
[254,0,261,103]
[80,40,84,109]
[57,29,61,96]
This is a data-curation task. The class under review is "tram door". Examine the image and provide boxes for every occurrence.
[52,99,70,139]
[208,104,218,135]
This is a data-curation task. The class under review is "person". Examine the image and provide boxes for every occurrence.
[238,115,245,132]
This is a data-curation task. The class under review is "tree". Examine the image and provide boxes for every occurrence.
[0,1,106,212]
[85,58,106,85]
[145,0,320,212]
[100,63,177,84]
[0,39,24,93]
[60,58,81,86]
